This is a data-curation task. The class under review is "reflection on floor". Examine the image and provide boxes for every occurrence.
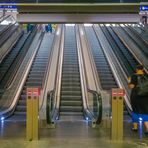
[0,116,148,148]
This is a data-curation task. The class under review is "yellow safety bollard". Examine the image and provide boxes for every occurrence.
[26,87,39,141]
[32,88,39,140]
[111,88,124,141]
[26,88,33,141]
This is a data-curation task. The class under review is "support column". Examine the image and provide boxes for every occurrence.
[111,88,124,141]
[26,87,39,141]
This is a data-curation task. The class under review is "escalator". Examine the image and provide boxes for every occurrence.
[100,25,139,77]
[0,25,7,33]
[85,26,118,91]
[12,33,54,117]
[0,24,18,47]
[59,26,83,119]
[128,25,148,44]
[0,32,29,89]
[119,25,148,58]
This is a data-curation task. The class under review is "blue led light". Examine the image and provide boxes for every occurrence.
[1,117,4,121]
[139,117,143,121]
[140,6,148,11]
[86,117,89,121]
[0,3,17,9]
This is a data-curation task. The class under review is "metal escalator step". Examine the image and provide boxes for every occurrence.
[61,87,81,91]
[102,85,118,90]
[18,99,26,105]
[25,83,42,87]
[100,81,116,85]
[61,82,80,87]
[100,76,115,82]
[62,67,79,70]
[63,61,78,64]
[97,67,112,70]
[62,75,80,78]
[63,60,78,62]
[31,68,46,71]
[61,78,80,82]
[16,106,26,112]
[60,106,83,112]
[26,80,42,84]
[29,71,45,75]
[62,72,80,75]
[20,94,26,99]
[14,112,26,115]
[61,91,82,96]
[60,112,83,116]
[61,95,82,100]
[99,73,114,77]
[28,74,44,78]
[61,100,82,106]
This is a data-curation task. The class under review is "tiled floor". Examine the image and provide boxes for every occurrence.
[0,116,148,148]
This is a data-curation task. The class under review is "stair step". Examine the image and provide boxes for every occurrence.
[61,95,82,100]
[14,112,26,115]
[60,112,83,116]
[61,87,81,91]
[61,91,82,95]
[61,100,82,106]
[60,106,83,112]
[18,99,26,105]
[16,106,26,112]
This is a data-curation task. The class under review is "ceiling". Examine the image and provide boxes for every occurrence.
[0,0,146,3]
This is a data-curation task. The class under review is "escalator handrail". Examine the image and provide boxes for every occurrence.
[77,25,101,124]
[110,24,148,72]
[102,25,134,76]
[127,24,148,45]
[39,30,57,110]
[0,23,17,47]
[0,31,24,85]
[80,25,102,123]
[43,25,64,124]
[0,15,11,23]
[0,31,44,118]
[46,90,55,124]
[96,24,132,113]
[83,25,102,91]
[4,27,37,90]
[118,24,148,57]
[87,89,102,124]
[0,22,12,36]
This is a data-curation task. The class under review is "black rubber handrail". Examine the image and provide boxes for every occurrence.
[45,25,63,124]
[0,15,11,24]
[3,26,37,90]
[0,23,18,48]
[119,25,148,58]
[46,90,55,124]
[127,25,148,45]
[88,89,102,124]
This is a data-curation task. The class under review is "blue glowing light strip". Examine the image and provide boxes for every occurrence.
[0,3,17,9]
[140,6,148,11]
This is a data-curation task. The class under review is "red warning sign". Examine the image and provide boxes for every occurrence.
[32,88,40,97]
[118,89,125,97]
[112,89,117,96]
[112,89,125,97]
[27,88,32,97]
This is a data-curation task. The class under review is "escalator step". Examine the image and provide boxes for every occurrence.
[61,100,82,106]
[60,106,83,112]
[61,91,82,95]
[60,112,83,116]
[16,106,26,112]
[61,95,82,100]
